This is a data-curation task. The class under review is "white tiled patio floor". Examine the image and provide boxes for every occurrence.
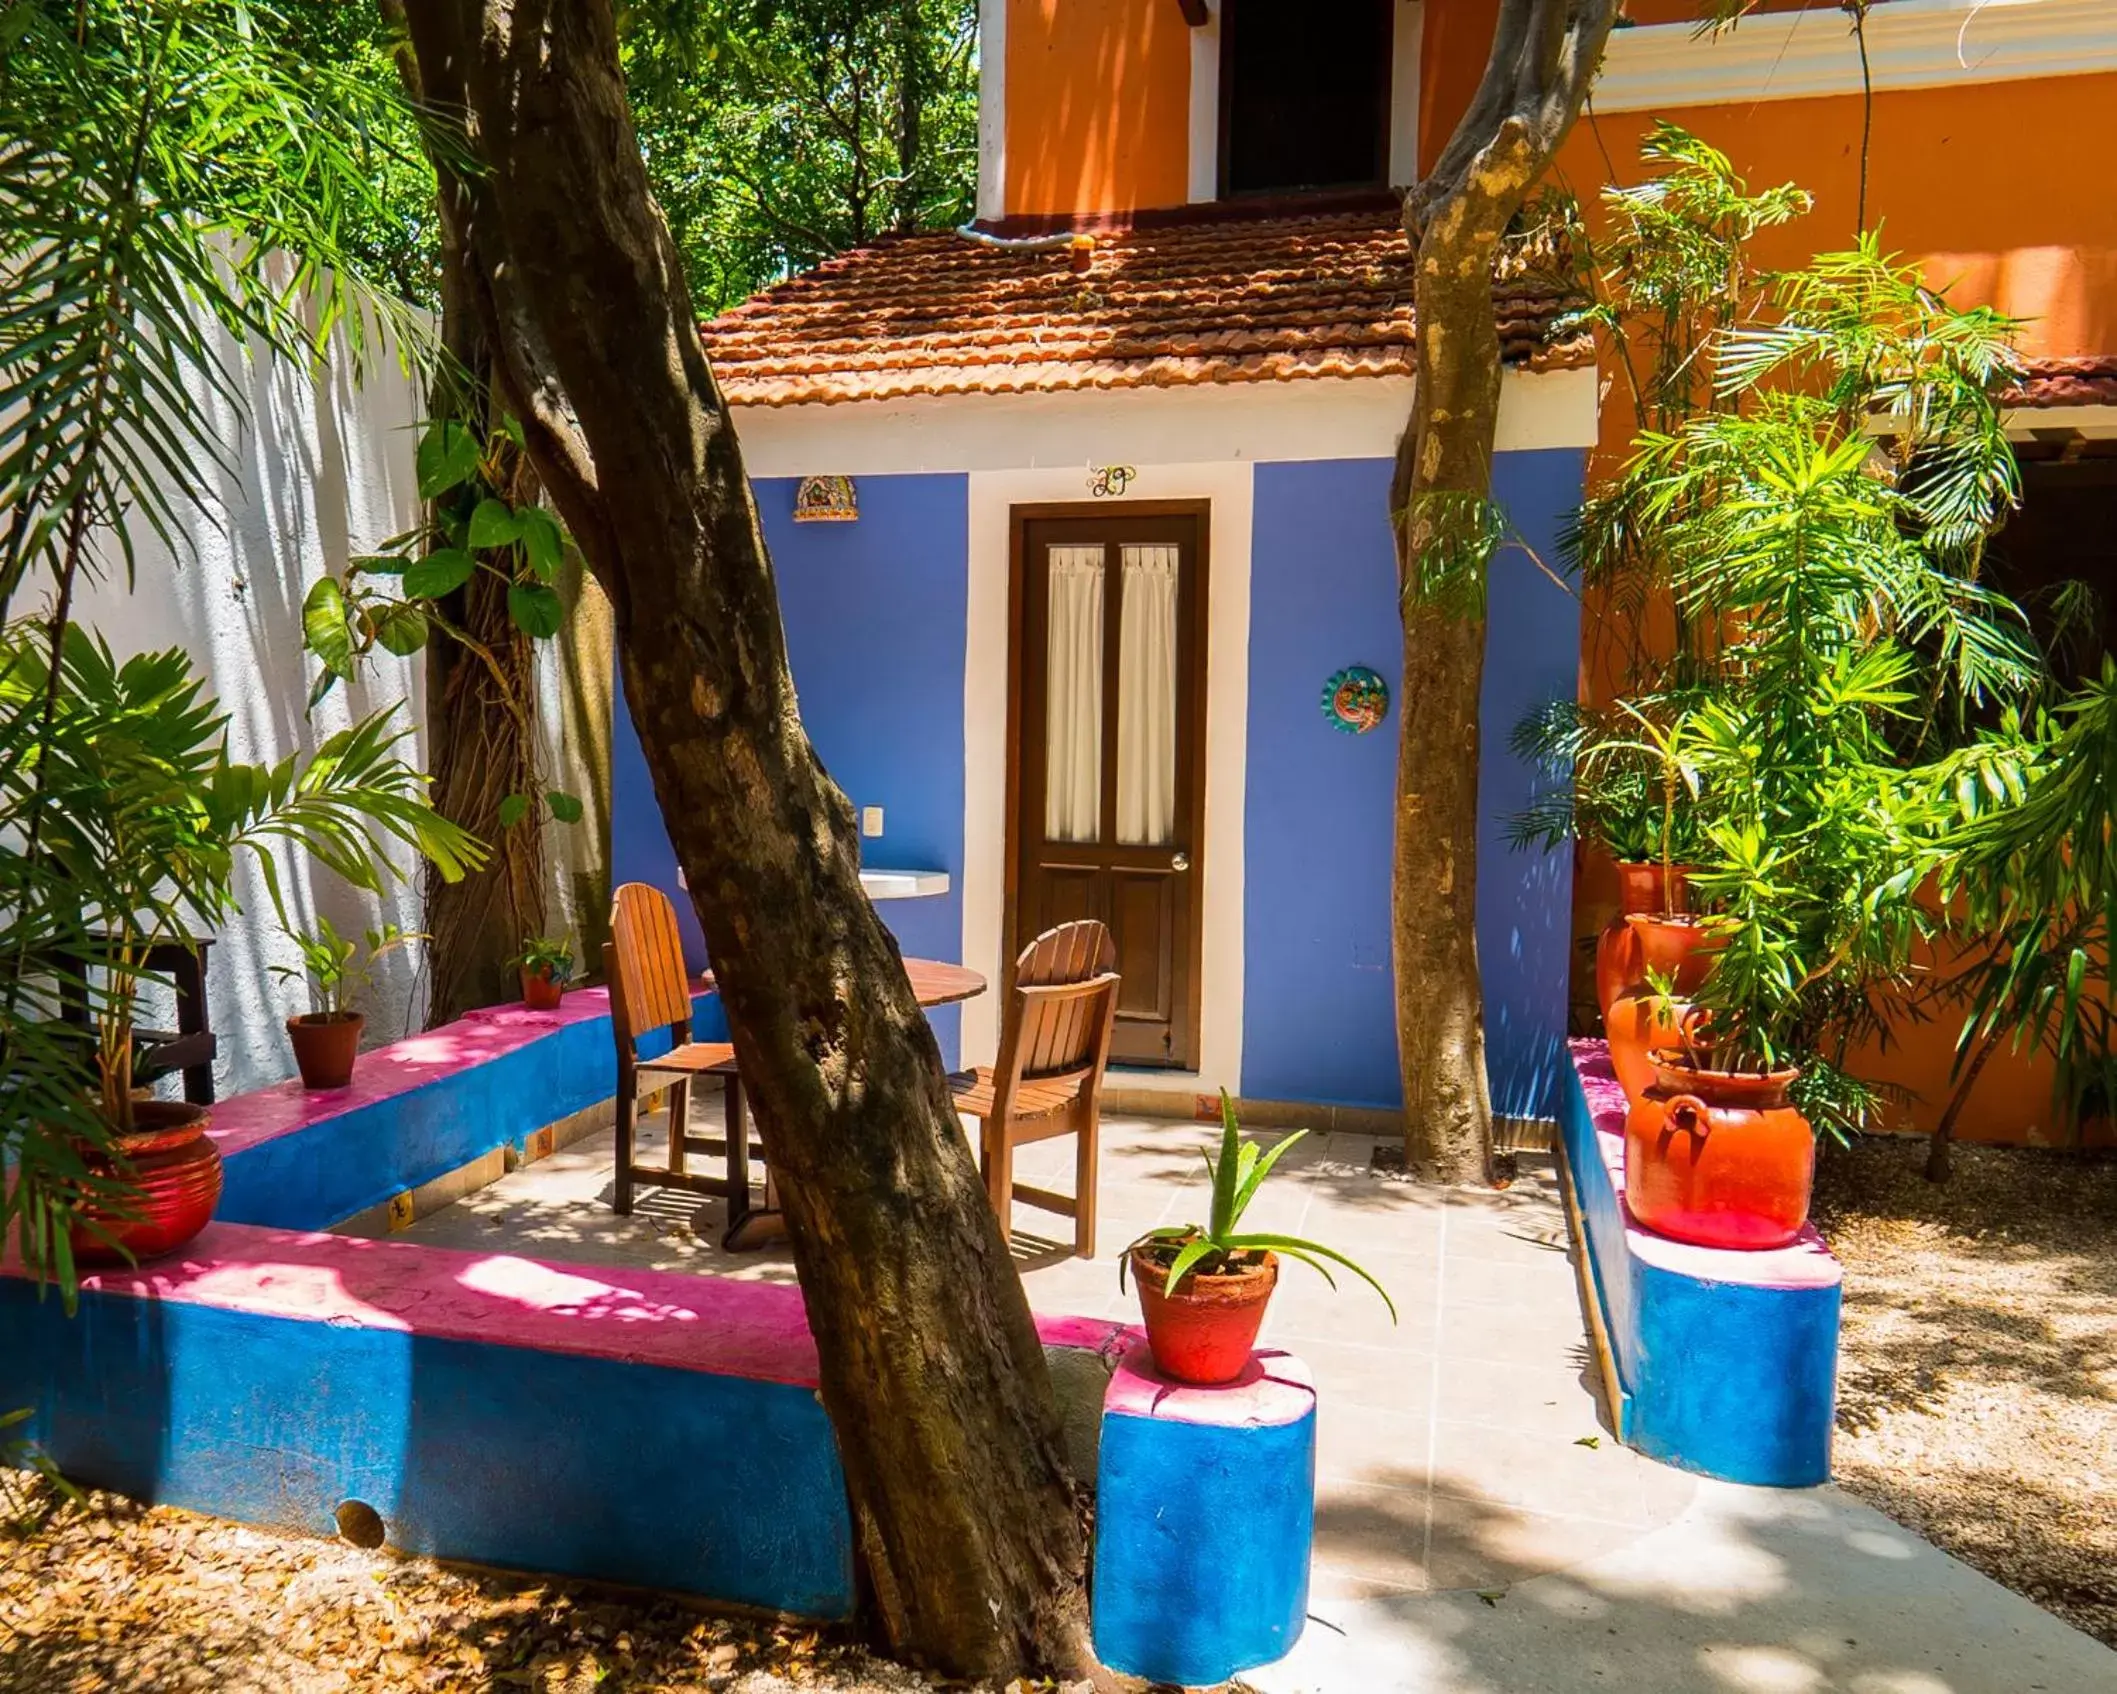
[390,1102,1700,1599]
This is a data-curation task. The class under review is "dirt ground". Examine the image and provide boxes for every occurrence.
[1813,1135,2117,1649]
[0,1481,1102,1694]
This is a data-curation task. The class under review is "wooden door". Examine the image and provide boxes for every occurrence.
[1010,505,1208,1069]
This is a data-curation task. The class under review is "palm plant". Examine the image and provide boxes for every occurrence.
[272,918,422,1020]
[1,0,436,1289]
[1919,666,2117,1177]
[0,622,482,1283]
[1643,250,2042,1133]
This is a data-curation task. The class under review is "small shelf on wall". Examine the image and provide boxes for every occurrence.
[859,869,950,901]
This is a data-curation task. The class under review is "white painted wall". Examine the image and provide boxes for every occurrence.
[56,315,434,1096]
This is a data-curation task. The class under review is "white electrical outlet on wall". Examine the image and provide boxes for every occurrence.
[861,806,884,837]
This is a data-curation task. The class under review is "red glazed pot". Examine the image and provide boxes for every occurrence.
[1594,862,1696,1018]
[1624,1061,1815,1250]
[1605,914,1714,1105]
[287,1011,364,1089]
[1129,1248,1278,1385]
[72,1100,223,1266]
[521,968,564,1011]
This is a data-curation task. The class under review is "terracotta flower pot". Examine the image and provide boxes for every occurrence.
[1594,861,1697,1018]
[1605,913,1714,1106]
[521,967,564,1011]
[72,1099,223,1266]
[1624,1061,1815,1251]
[287,1011,364,1090]
[1129,1247,1278,1385]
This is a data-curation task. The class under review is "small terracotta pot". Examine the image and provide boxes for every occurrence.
[1624,1061,1815,1250]
[287,1011,364,1090]
[521,967,564,1011]
[72,1099,223,1266]
[1605,914,1715,1105]
[1594,862,1697,1018]
[1129,1247,1278,1385]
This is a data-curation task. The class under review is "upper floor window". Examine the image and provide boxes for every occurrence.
[1218,0,1395,198]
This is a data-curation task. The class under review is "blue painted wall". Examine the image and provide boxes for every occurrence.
[0,1287,855,1617]
[610,473,970,1065]
[1094,1399,1315,1685]
[1241,453,1582,1117]
[1558,1053,1841,1487]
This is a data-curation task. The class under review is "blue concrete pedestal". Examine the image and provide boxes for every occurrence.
[1091,1343,1316,1687]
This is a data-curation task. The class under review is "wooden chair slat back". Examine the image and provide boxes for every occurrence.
[1009,921,1117,1080]
[609,882,693,1040]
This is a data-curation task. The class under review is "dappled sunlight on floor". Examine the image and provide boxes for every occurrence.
[389,1107,1705,1600]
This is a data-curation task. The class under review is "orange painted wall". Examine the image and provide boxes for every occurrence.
[1418,11,2117,1147]
[1003,0,1192,218]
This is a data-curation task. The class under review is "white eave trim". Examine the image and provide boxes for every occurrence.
[1593,0,2117,113]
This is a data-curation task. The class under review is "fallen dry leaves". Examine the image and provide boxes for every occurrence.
[0,1482,1059,1694]
[1814,1137,2117,1648]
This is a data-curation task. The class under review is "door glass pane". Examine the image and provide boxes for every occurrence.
[1116,544,1180,846]
[1044,545,1105,843]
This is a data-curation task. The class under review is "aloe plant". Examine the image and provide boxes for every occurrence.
[1123,1092,1397,1321]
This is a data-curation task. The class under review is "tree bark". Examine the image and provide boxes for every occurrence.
[421,252,549,1025]
[1392,0,1620,1183]
[395,2,1093,1678]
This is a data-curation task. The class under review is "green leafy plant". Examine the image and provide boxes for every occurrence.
[1122,1093,1397,1320]
[272,918,420,1020]
[513,935,575,984]
[1917,665,2117,1176]
[0,621,484,1283]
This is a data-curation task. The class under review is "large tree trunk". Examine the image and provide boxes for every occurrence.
[1392,0,1620,1183]
[395,2,1093,1678]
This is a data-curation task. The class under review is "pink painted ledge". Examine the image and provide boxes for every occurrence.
[1569,1039,1841,1293]
[5,1223,1132,1393]
[1104,1341,1316,1429]
[207,983,713,1160]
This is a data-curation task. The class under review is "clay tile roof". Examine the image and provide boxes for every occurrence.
[699,204,1590,408]
[2001,355,2117,411]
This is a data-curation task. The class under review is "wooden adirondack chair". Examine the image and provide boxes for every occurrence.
[951,919,1120,1257]
[603,882,762,1236]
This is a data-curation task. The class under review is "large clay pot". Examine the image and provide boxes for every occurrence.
[1594,861,1697,1018]
[287,1011,364,1089]
[1624,1061,1815,1250]
[1129,1247,1278,1385]
[72,1100,222,1266]
[1605,914,1714,1105]
[521,967,564,1011]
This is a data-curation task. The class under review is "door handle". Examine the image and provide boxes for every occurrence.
[1170,851,1191,872]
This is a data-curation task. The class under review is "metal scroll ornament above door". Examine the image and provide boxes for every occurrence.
[1321,665,1389,734]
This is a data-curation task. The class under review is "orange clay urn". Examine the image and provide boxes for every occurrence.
[1604,912,1713,1107]
[1594,862,1695,1018]
[1623,1060,1815,1251]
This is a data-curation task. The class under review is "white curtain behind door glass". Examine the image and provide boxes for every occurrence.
[1045,545,1105,843]
[1117,544,1179,846]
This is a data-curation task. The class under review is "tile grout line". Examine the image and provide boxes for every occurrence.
[1421,1199,1449,1584]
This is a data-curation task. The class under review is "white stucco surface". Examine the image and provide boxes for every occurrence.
[52,315,433,1096]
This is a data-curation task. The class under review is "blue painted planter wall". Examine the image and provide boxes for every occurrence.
[1094,1390,1316,1685]
[218,994,724,1233]
[0,1285,855,1617]
[610,473,969,1067]
[1557,1052,1841,1487]
[1242,453,1583,1116]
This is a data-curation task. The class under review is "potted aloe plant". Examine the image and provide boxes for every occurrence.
[0,623,482,1271]
[514,935,574,1011]
[275,919,420,1088]
[1122,1093,1395,1385]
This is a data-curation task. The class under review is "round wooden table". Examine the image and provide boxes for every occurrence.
[903,958,987,1009]
[720,958,985,1250]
